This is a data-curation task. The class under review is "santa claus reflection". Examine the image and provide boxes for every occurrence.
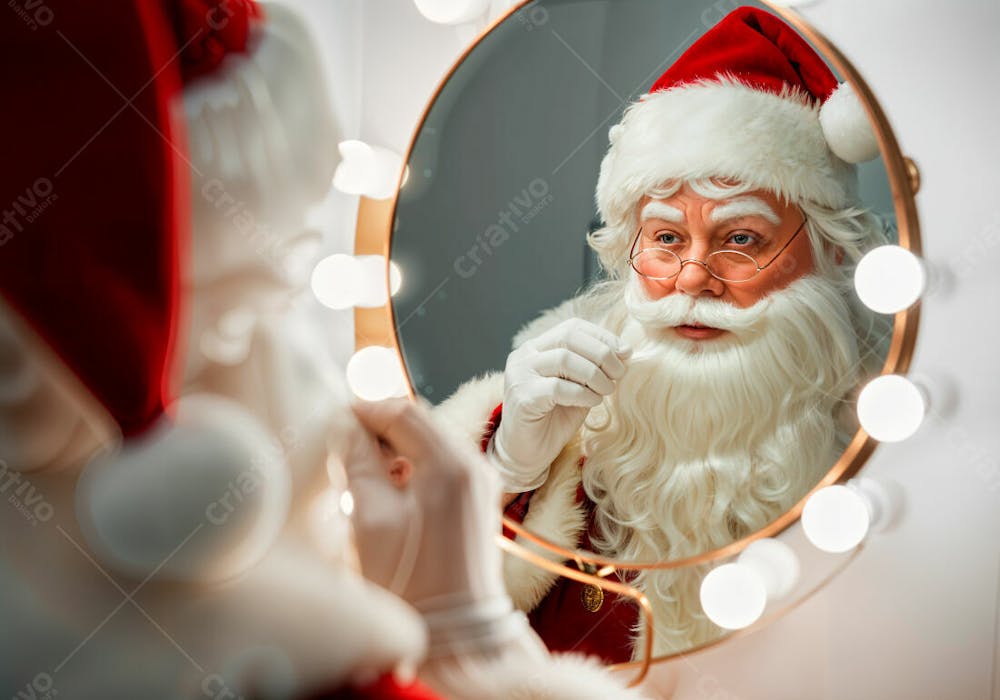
[437,7,891,662]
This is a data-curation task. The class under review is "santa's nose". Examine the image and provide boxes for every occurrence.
[674,258,725,297]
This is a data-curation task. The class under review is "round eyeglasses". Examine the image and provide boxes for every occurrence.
[627,218,807,283]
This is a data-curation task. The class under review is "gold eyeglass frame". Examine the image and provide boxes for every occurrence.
[356,0,923,684]
[627,216,808,283]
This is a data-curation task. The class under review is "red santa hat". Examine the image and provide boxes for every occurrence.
[0,0,263,442]
[596,6,880,228]
[0,1,289,580]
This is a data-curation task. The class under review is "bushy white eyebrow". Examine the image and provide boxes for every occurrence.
[709,197,780,225]
[639,200,684,223]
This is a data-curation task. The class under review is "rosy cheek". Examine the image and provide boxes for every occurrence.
[640,275,672,300]
[728,284,768,308]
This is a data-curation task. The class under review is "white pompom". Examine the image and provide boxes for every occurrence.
[76,394,291,582]
[820,82,880,163]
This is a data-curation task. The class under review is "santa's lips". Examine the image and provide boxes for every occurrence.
[673,323,727,340]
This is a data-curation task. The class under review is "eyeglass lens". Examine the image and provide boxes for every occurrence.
[631,249,758,282]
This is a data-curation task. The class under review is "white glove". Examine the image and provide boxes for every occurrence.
[491,318,631,492]
[345,397,651,700]
[346,397,507,619]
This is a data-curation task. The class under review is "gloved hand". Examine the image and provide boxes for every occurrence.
[343,396,652,700]
[346,397,506,617]
[491,318,631,492]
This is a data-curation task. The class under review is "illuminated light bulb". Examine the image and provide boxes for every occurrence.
[219,307,256,338]
[699,563,767,630]
[854,245,925,314]
[846,476,895,533]
[354,255,393,308]
[340,490,355,517]
[346,346,408,401]
[801,485,870,553]
[200,308,256,365]
[333,140,405,200]
[389,260,403,296]
[413,0,489,24]
[311,254,362,310]
[737,538,800,601]
[857,374,926,442]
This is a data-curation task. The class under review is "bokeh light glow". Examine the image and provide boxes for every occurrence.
[857,374,926,442]
[854,245,925,314]
[700,563,768,630]
[413,0,490,24]
[737,538,800,601]
[346,346,408,401]
[311,254,363,309]
[802,485,870,553]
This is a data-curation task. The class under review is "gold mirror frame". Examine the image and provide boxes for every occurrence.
[356,0,921,676]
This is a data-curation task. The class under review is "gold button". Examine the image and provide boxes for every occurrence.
[581,583,604,612]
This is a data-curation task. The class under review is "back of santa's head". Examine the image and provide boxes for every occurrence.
[0,0,295,583]
[182,1,339,292]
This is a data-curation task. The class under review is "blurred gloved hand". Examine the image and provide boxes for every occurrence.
[346,397,505,614]
[491,318,631,492]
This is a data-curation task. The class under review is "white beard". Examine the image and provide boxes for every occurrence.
[580,274,861,656]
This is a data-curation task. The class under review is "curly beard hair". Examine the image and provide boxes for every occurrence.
[579,274,861,656]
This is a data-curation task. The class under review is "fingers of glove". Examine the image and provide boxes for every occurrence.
[545,377,605,409]
[530,347,616,395]
[351,397,436,460]
[529,319,630,370]
[341,409,390,482]
[351,397,484,488]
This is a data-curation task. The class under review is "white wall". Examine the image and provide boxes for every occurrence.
[284,1,1000,697]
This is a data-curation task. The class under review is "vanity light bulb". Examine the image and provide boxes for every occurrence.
[857,374,926,442]
[340,490,355,517]
[346,346,408,401]
[854,245,925,314]
[333,140,405,200]
[413,0,490,24]
[801,485,870,553]
[736,538,800,601]
[355,256,393,308]
[699,563,768,630]
[389,261,403,296]
[311,254,362,310]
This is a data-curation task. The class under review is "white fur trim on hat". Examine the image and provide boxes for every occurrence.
[76,394,291,582]
[596,77,859,226]
[820,81,881,163]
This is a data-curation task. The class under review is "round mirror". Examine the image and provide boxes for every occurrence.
[386,0,919,665]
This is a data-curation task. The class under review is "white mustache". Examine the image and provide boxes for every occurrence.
[623,276,770,335]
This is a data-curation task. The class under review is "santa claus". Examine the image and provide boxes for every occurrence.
[0,1,650,697]
[435,6,891,661]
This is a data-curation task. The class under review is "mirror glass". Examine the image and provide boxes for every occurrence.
[390,0,904,662]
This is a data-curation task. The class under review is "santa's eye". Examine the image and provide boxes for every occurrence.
[727,231,757,246]
[656,232,680,245]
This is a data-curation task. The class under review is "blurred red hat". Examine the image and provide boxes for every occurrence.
[0,0,259,439]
